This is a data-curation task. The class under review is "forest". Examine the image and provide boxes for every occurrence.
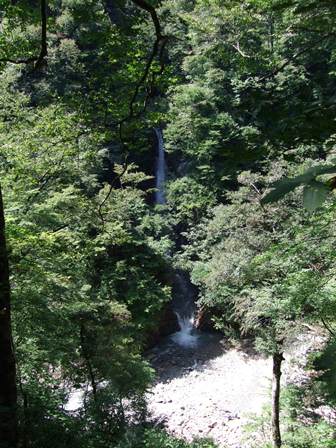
[0,0,336,447]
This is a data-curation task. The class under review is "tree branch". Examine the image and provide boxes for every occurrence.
[0,56,36,64]
[231,42,251,58]
[321,317,336,337]
[118,0,168,126]
[0,0,47,70]
[130,0,164,40]
[97,163,128,226]
[261,34,333,81]
[33,0,48,71]
[80,324,97,399]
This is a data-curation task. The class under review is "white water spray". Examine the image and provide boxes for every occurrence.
[64,388,85,412]
[172,314,199,348]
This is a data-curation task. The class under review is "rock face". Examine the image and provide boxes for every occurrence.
[194,307,215,332]
[146,303,180,348]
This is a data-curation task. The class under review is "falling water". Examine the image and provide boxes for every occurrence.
[65,388,85,412]
[172,314,199,348]
[154,128,166,205]
[171,272,200,348]
[154,129,199,348]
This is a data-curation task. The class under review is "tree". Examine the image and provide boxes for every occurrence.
[1,0,336,446]
[187,164,336,447]
[0,185,17,448]
[0,0,172,443]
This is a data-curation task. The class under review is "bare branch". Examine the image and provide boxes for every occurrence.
[232,42,251,58]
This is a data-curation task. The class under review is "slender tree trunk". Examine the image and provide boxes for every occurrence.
[0,184,17,448]
[272,352,284,448]
[80,324,97,399]
[18,374,28,448]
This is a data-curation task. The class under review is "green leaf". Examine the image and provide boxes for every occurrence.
[262,179,301,203]
[303,181,329,211]
[262,165,336,204]
[303,165,336,178]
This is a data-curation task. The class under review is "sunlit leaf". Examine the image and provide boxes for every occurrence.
[303,181,329,211]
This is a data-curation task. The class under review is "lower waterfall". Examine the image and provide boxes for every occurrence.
[170,271,200,348]
[171,314,199,348]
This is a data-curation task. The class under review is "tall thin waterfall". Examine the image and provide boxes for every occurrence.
[154,128,199,348]
[154,128,166,205]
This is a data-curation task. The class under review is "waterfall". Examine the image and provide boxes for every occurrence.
[154,129,199,348]
[171,272,200,348]
[154,128,166,205]
[172,314,199,348]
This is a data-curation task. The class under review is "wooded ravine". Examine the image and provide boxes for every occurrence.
[0,1,336,448]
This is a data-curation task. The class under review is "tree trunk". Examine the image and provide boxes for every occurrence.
[0,184,17,448]
[272,352,284,448]
[80,324,97,399]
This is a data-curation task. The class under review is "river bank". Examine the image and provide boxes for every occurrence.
[146,328,330,447]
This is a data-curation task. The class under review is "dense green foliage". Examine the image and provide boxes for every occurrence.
[1,0,336,447]
[246,386,336,447]
[117,429,217,448]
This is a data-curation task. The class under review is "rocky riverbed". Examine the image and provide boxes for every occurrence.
[146,328,330,448]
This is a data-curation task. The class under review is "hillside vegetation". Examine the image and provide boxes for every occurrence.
[0,1,336,447]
